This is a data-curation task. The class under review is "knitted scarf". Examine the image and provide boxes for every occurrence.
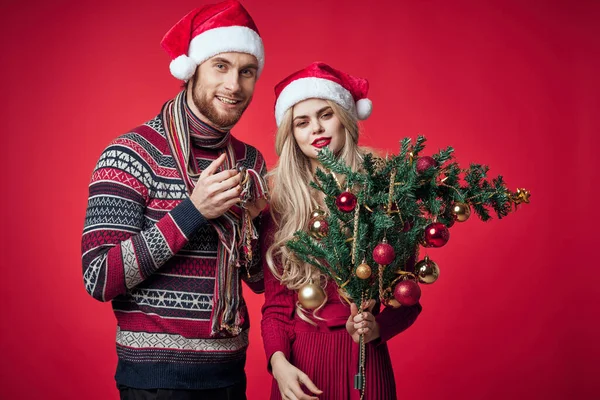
[162,90,268,336]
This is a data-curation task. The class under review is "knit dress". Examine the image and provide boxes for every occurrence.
[260,214,422,400]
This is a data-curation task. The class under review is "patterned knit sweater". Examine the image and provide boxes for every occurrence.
[82,112,266,390]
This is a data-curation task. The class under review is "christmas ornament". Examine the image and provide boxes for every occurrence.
[387,168,397,212]
[416,156,437,174]
[351,204,361,264]
[336,191,357,213]
[423,222,450,248]
[416,256,440,284]
[310,208,326,219]
[451,202,471,222]
[393,280,421,306]
[372,239,395,265]
[373,156,387,172]
[443,213,456,228]
[298,282,326,310]
[384,297,402,308]
[356,263,372,279]
[308,215,329,239]
[513,188,531,204]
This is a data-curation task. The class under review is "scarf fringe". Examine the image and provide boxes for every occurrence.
[162,91,269,336]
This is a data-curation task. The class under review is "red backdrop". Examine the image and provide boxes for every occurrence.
[1,1,598,399]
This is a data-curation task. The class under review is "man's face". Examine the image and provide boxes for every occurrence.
[188,52,258,129]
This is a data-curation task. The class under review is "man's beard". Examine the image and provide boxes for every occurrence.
[191,77,251,129]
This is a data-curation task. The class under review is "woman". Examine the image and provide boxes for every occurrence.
[261,62,422,400]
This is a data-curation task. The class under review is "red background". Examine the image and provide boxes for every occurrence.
[1,0,598,399]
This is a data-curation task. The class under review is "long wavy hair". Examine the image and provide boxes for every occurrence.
[266,100,367,321]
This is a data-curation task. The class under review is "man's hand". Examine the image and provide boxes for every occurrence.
[271,352,322,400]
[346,299,380,344]
[190,154,242,219]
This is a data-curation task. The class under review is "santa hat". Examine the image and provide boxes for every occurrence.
[274,62,372,127]
[161,0,264,81]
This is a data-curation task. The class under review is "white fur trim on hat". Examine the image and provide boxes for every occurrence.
[275,77,354,126]
[170,55,198,81]
[356,98,372,120]
[179,25,265,80]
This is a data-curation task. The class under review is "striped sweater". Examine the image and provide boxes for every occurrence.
[81,113,266,390]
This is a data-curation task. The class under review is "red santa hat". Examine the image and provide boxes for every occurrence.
[161,0,264,81]
[274,62,372,127]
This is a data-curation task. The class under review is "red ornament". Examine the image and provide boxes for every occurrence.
[372,242,395,265]
[336,191,357,213]
[416,156,437,174]
[423,222,450,247]
[393,280,421,306]
[444,213,457,228]
[308,216,329,239]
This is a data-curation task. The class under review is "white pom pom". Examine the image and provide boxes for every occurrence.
[169,55,197,81]
[356,98,373,120]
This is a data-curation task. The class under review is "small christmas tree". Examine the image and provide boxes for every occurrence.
[286,136,530,392]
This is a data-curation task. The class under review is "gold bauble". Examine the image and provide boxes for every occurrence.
[308,215,329,239]
[451,202,471,222]
[384,298,402,308]
[355,263,372,279]
[415,256,440,284]
[298,283,326,310]
[310,209,327,219]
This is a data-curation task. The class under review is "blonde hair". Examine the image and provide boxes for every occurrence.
[266,100,366,321]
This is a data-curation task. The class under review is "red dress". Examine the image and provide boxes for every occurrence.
[260,215,422,400]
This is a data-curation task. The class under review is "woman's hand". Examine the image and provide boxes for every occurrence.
[346,300,380,344]
[271,351,323,400]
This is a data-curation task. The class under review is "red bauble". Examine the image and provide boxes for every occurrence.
[336,191,357,213]
[444,213,456,228]
[416,156,437,174]
[372,242,395,265]
[393,280,422,306]
[308,216,329,239]
[423,222,450,247]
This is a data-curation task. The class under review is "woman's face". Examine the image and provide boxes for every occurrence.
[291,98,346,167]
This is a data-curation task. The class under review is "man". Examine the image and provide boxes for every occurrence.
[81,1,268,399]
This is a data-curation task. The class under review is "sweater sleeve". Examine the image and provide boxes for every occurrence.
[375,302,423,344]
[260,214,296,372]
[81,135,207,302]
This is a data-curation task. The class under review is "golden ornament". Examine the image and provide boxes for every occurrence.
[384,297,402,308]
[310,208,327,219]
[355,263,372,279]
[372,156,387,173]
[415,256,440,284]
[451,202,471,222]
[298,283,326,310]
[308,215,329,239]
[514,188,531,204]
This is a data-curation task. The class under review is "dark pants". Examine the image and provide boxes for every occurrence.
[118,380,247,400]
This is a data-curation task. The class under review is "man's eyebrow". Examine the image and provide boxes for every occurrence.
[211,57,232,66]
[240,63,259,70]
